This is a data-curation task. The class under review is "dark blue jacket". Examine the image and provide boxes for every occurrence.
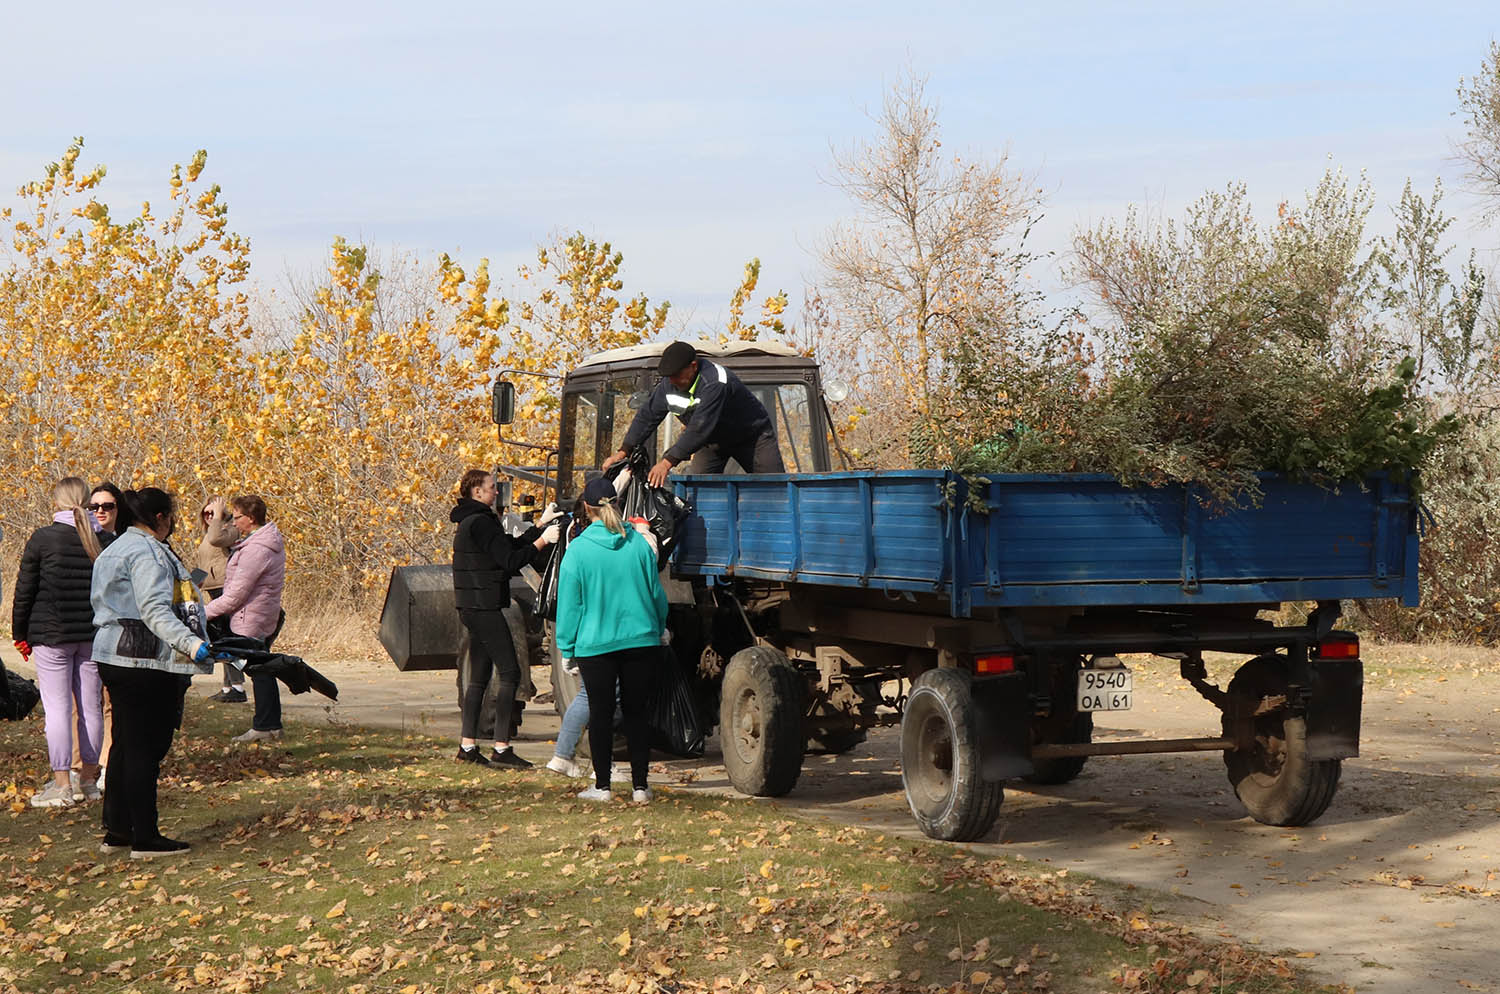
[622,359,773,464]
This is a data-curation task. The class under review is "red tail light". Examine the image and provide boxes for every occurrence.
[1315,637,1360,659]
[974,653,1015,674]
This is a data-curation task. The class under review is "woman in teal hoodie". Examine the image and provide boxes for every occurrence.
[554,477,667,803]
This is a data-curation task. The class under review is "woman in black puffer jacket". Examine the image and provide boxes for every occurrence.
[449,469,561,769]
[13,476,112,808]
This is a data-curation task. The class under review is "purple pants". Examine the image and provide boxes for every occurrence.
[33,641,104,771]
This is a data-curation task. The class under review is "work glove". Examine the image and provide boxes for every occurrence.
[540,523,562,546]
[194,642,236,664]
[562,657,579,676]
[13,640,31,662]
[538,502,564,527]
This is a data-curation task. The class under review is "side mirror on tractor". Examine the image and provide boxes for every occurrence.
[492,380,516,425]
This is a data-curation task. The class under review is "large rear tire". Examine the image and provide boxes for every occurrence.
[1223,654,1341,827]
[900,669,1003,842]
[720,645,805,797]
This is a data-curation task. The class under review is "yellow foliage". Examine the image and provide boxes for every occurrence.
[0,147,787,608]
[0,143,510,602]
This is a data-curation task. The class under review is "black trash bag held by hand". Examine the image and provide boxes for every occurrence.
[610,449,693,570]
[535,520,573,622]
[647,646,705,759]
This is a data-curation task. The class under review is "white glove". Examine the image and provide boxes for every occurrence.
[538,502,564,527]
[562,657,579,676]
[659,629,672,646]
[540,523,561,545]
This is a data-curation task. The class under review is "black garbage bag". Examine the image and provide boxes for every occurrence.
[647,646,704,758]
[212,637,339,701]
[1,659,41,721]
[534,515,574,622]
[609,448,694,570]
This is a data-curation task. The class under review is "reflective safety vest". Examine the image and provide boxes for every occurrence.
[664,360,728,421]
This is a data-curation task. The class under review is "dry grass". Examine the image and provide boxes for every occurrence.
[275,594,386,661]
[0,705,1333,994]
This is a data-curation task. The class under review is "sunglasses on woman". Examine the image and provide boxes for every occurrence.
[87,502,117,512]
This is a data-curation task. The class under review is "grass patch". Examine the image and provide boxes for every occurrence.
[1,702,1338,993]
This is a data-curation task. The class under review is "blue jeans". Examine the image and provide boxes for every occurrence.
[556,682,590,760]
[555,679,624,760]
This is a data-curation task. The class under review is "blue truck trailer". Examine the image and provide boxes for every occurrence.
[670,469,1417,840]
[472,342,1420,842]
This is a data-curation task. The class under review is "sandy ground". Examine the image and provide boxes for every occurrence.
[14,643,1498,993]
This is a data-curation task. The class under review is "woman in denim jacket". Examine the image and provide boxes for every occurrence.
[91,487,216,859]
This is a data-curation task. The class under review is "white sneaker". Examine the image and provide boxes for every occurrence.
[576,786,612,802]
[78,779,102,802]
[546,755,582,778]
[631,788,654,804]
[30,781,75,808]
[232,728,284,744]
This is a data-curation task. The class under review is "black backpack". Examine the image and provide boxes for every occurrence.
[0,658,40,721]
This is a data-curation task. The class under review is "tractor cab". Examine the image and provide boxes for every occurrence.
[493,340,838,506]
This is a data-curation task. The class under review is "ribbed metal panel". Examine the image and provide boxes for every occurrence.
[672,471,1419,615]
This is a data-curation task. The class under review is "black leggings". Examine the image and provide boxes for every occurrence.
[98,664,189,845]
[459,610,520,742]
[578,646,657,791]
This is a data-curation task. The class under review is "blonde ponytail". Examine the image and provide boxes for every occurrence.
[55,476,102,561]
[590,501,626,536]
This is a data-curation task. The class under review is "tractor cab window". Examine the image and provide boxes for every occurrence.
[655,380,817,474]
[602,377,642,466]
[739,383,816,473]
[559,388,600,500]
[767,383,816,473]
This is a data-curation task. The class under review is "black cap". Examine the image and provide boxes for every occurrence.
[581,477,617,507]
[658,341,697,376]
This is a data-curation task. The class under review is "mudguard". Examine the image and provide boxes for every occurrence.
[969,671,1034,781]
[1303,658,1363,761]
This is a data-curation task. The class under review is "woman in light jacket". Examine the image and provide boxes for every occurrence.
[554,477,667,803]
[91,487,216,858]
[206,495,286,743]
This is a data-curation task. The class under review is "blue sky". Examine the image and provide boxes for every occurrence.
[2,2,1496,328]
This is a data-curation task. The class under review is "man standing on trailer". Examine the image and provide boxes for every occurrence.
[603,341,785,488]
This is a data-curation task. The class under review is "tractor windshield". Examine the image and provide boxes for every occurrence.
[557,376,823,502]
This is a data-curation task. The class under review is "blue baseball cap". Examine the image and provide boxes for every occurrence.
[582,477,617,507]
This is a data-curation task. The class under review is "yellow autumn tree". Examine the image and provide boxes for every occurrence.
[236,240,512,599]
[502,232,670,453]
[0,145,807,614]
[723,258,790,342]
[0,139,253,531]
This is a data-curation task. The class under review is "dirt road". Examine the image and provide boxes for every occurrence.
[216,644,1500,993]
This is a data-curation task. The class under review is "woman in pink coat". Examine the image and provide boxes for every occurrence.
[205,495,286,743]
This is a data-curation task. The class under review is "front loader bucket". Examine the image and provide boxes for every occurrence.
[379,565,463,671]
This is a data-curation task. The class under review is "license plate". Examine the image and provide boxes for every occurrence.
[1077,668,1132,711]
